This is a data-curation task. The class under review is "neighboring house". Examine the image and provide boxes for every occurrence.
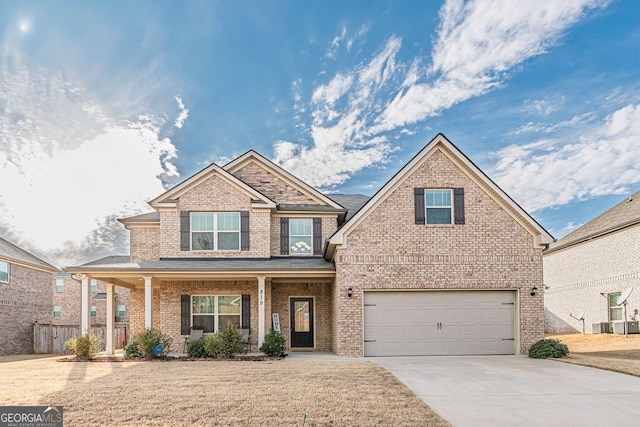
[0,236,58,355]
[66,133,553,356]
[544,190,640,334]
[53,272,130,327]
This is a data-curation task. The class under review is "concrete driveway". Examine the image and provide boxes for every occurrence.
[373,356,640,427]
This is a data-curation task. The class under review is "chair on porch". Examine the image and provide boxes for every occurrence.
[237,327,250,354]
[183,327,204,353]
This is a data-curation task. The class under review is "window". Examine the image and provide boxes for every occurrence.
[425,189,453,224]
[191,212,240,251]
[55,279,64,292]
[289,218,312,255]
[192,295,241,333]
[90,279,97,292]
[0,261,8,283]
[90,305,97,317]
[609,292,623,321]
[53,305,61,318]
[118,304,126,317]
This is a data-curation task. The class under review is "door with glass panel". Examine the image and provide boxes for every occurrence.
[290,298,314,348]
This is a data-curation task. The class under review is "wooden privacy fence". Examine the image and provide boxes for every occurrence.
[33,323,129,354]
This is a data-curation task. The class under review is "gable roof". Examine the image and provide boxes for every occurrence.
[148,162,276,209]
[224,150,344,210]
[545,189,640,254]
[0,236,58,272]
[326,133,554,257]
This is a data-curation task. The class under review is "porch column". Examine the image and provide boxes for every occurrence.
[80,275,91,335]
[144,276,153,329]
[258,276,266,347]
[105,283,115,355]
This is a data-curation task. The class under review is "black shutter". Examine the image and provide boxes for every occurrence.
[414,188,425,225]
[180,211,190,251]
[454,188,465,225]
[241,294,250,329]
[280,217,289,255]
[181,294,191,335]
[313,217,322,255]
[240,211,250,251]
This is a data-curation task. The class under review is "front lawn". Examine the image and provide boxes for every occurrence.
[0,357,450,426]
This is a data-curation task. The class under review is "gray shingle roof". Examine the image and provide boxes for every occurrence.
[326,194,371,221]
[0,236,58,271]
[118,212,160,223]
[68,256,335,273]
[546,189,640,253]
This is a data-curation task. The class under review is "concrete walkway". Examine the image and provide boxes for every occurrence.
[373,356,640,427]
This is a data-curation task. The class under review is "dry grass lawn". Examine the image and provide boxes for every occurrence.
[0,357,450,426]
[548,333,640,377]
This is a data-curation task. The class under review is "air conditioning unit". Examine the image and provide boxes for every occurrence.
[592,322,611,334]
[613,321,639,334]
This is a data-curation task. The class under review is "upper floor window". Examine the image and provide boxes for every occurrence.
[90,305,97,317]
[118,304,126,317]
[609,292,623,321]
[290,218,312,255]
[55,279,64,292]
[426,189,452,224]
[191,212,240,251]
[414,188,465,225]
[90,279,97,292]
[0,261,8,283]
[53,305,61,318]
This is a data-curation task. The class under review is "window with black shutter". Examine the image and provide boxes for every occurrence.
[180,294,191,334]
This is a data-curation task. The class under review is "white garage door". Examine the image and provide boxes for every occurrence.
[363,291,515,356]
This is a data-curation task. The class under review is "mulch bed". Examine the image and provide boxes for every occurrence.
[59,355,284,362]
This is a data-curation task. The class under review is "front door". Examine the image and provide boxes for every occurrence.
[290,298,314,348]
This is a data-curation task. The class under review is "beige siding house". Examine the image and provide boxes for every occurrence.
[66,134,552,356]
[544,190,640,334]
[0,237,58,355]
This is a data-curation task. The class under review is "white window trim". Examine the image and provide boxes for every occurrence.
[425,189,453,225]
[117,304,126,317]
[0,260,9,283]
[190,212,241,251]
[90,279,97,292]
[90,304,97,317]
[55,279,64,293]
[53,305,61,317]
[289,218,313,256]
[191,295,242,333]
[609,292,623,321]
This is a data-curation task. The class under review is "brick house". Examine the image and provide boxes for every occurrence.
[66,134,552,356]
[544,190,640,334]
[0,236,58,355]
[53,272,130,328]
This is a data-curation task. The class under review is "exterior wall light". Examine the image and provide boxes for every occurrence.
[347,287,353,298]
[531,286,538,297]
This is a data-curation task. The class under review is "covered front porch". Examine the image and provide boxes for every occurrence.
[66,257,336,355]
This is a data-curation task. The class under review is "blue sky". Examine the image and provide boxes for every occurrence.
[1,0,639,266]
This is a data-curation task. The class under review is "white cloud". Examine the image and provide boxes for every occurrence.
[490,104,640,212]
[278,0,608,189]
[374,0,608,131]
[0,43,179,262]
[174,96,189,129]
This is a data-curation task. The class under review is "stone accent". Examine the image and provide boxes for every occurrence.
[332,148,544,356]
[544,225,640,334]
[271,281,332,351]
[232,161,318,205]
[158,175,271,258]
[0,263,53,355]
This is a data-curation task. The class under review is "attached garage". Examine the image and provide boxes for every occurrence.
[363,291,516,356]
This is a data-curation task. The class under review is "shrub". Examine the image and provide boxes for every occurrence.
[187,338,208,358]
[65,332,103,359]
[528,339,569,359]
[131,328,173,359]
[204,325,244,358]
[123,338,143,359]
[259,329,286,357]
